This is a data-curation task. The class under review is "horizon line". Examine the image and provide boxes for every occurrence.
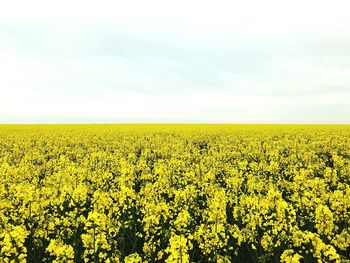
[1,123,350,125]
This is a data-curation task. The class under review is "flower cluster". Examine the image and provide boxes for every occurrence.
[0,124,349,262]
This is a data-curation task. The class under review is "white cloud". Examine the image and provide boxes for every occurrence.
[1,0,350,123]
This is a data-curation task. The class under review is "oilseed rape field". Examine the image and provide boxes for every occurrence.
[0,124,349,263]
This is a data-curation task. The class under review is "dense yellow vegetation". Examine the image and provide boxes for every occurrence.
[0,124,349,262]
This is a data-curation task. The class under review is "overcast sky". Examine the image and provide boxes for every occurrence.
[1,0,350,123]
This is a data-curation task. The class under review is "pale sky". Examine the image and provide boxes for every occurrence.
[1,0,350,123]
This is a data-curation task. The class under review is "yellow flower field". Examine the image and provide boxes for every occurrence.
[0,124,349,262]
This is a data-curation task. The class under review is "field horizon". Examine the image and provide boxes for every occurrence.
[2,0,350,261]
